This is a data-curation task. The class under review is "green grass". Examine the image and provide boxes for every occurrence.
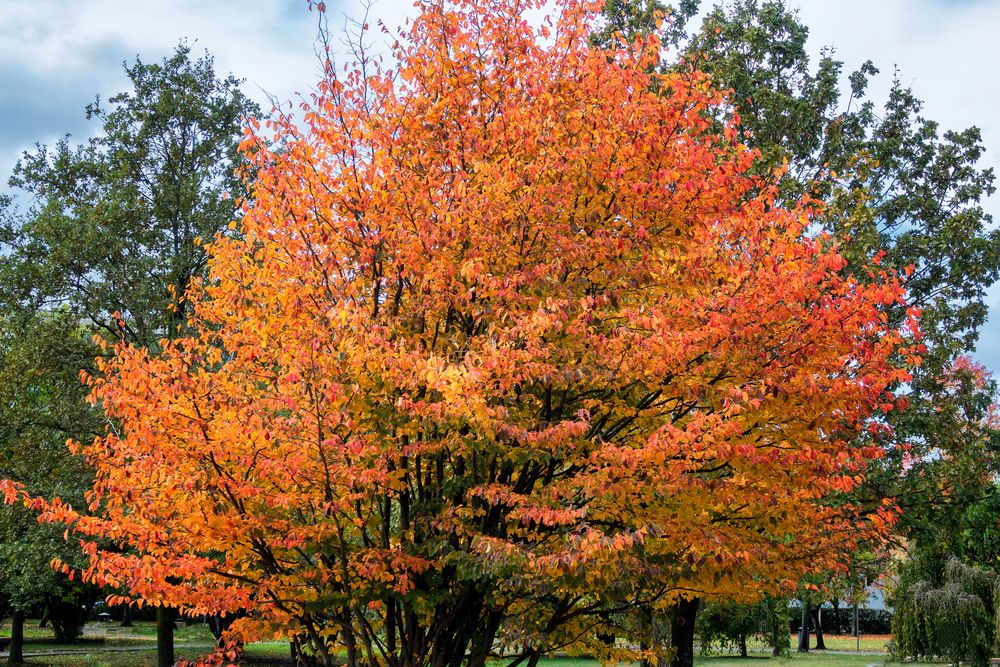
[808,635,890,652]
[699,657,880,667]
[733,635,890,653]
[1,622,910,667]
[12,647,208,667]
[7,655,902,667]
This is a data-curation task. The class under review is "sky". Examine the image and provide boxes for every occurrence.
[1,0,998,374]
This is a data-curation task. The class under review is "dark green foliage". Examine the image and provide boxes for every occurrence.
[2,42,259,346]
[680,2,1000,380]
[686,0,849,199]
[46,583,102,643]
[892,558,998,667]
[0,312,98,617]
[590,0,697,50]
[0,43,258,642]
[697,599,789,657]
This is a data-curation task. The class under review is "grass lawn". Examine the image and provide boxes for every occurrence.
[7,653,931,667]
[11,647,210,667]
[699,656,889,667]
[803,635,891,652]
[2,622,913,667]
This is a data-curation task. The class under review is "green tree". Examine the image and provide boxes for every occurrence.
[4,43,258,345]
[684,1,999,372]
[684,3,1000,523]
[697,599,789,658]
[0,43,259,666]
[0,310,100,662]
[593,2,1000,664]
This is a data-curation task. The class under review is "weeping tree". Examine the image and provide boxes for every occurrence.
[893,558,998,667]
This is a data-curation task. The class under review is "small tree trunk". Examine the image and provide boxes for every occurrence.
[739,633,748,658]
[640,608,668,667]
[121,603,133,628]
[830,597,840,634]
[669,597,700,667]
[854,600,860,652]
[8,609,25,665]
[797,602,810,652]
[157,606,175,667]
[812,608,826,650]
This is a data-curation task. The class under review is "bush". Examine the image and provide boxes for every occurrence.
[790,605,892,635]
[699,598,790,657]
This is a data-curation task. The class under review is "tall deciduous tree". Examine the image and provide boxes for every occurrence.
[656,0,1000,549]
[3,43,258,345]
[594,4,1000,656]
[0,43,259,665]
[7,1,916,666]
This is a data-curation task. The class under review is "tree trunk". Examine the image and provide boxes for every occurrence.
[797,602,810,652]
[8,609,24,665]
[669,597,700,667]
[120,603,132,628]
[854,600,860,652]
[739,633,748,658]
[812,607,826,650]
[157,606,175,667]
[640,608,669,667]
[831,597,840,634]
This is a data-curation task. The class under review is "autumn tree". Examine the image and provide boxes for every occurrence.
[5,1,918,665]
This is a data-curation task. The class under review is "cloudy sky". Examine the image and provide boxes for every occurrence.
[1,0,998,374]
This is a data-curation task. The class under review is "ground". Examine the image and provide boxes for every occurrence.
[0,623,931,666]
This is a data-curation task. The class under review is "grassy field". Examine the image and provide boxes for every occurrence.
[6,651,929,667]
[1,621,913,667]
[737,635,891,653]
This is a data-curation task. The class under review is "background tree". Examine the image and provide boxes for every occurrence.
[593,0,1000,658]
[0,312,101,662]
[679,0,1000,548]
[3,42,257,345]
[892,558,998,667]
[8,1,918,666]
[0,43,259,666]
[697,600,788,658]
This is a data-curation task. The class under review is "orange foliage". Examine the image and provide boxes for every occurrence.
[3,0,920,663]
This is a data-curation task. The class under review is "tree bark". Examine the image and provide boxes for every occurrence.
[157,606,175,667]
[812,607,826,650]
[120,603,132,628]
[739,633,748,658]
[797,601,810,652]
[669,597,700,667]
[8,609,24,665]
